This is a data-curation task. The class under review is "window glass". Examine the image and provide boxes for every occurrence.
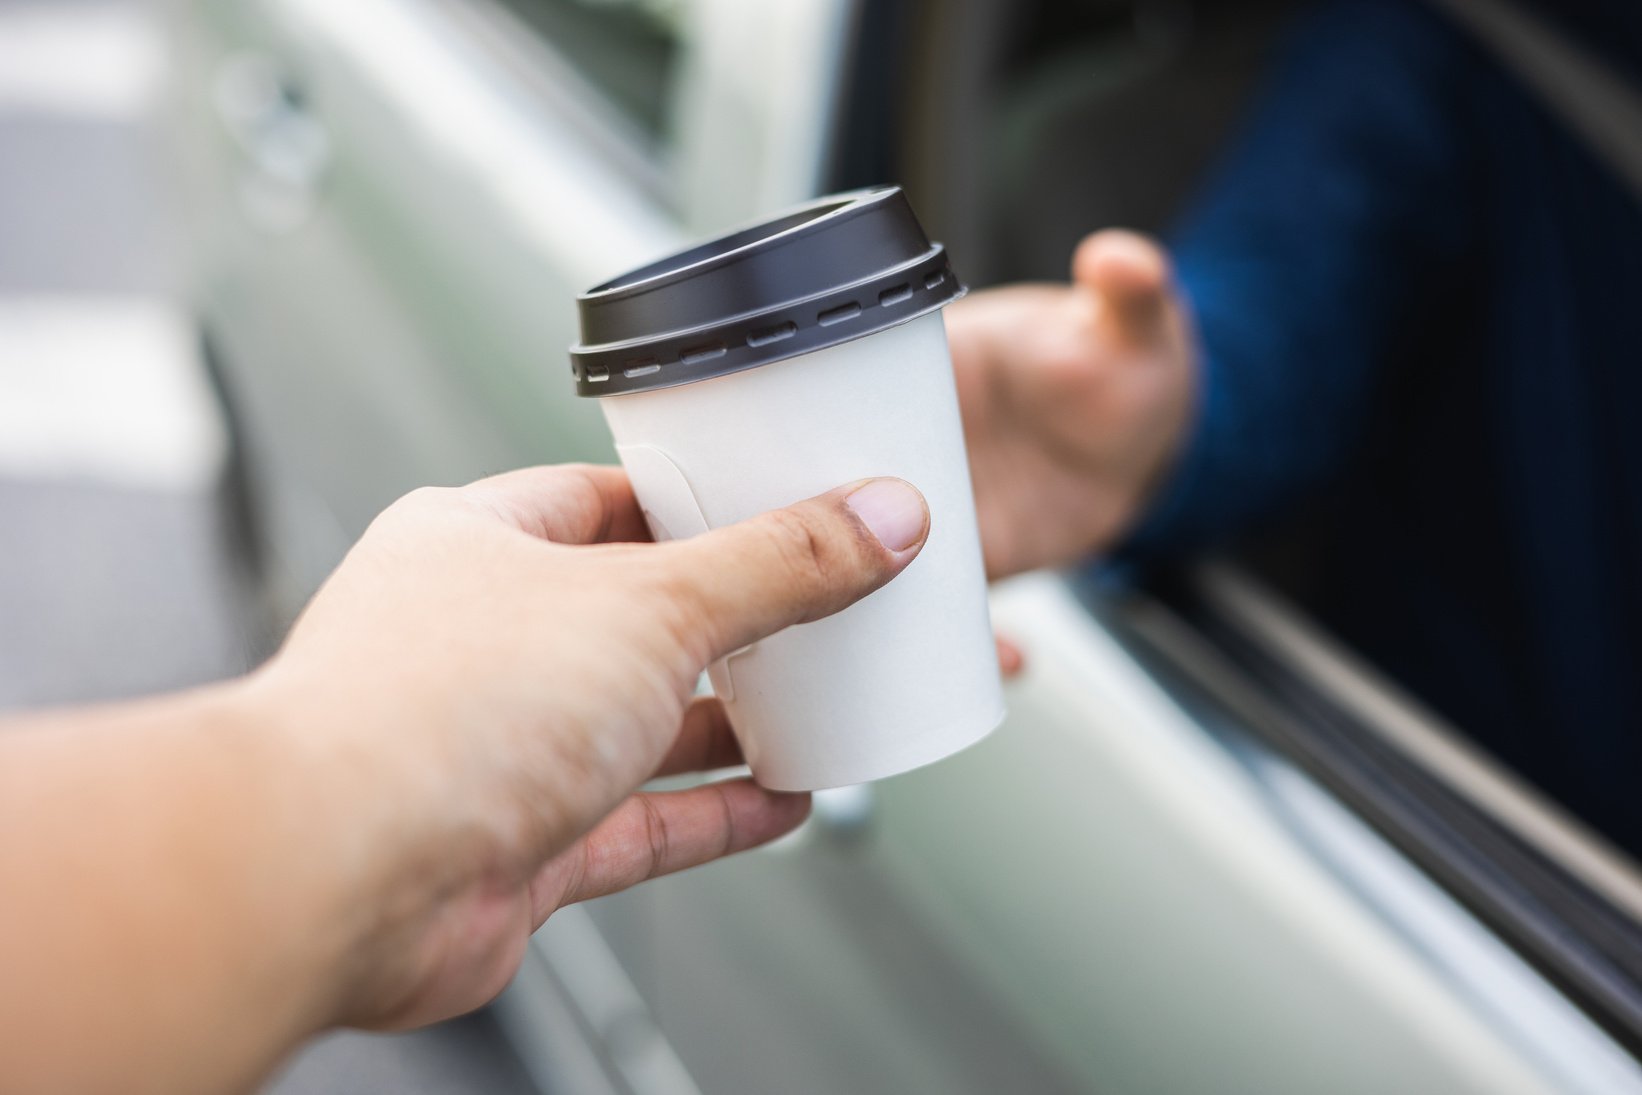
[922,0,1642,865]
[498,0,685,142]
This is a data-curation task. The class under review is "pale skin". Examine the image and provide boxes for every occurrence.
[947,229,1198,579]
[0,467,933,1094]
[0,227,1192,1093]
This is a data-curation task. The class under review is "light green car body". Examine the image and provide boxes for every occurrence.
[166,1,1641,1091]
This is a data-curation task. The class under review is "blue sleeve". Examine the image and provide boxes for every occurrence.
[1118,0,1477,558]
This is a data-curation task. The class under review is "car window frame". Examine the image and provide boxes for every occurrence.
[1106,561,1642,1059]
[435,0,681,209]
[445,0,862,236]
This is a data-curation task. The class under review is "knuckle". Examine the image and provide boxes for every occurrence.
[760,507,838,596]
[713,784,739,859]
[638,795,671,879]
[558,466,615,541]
[371,485,458,533]
[400,484,457,511]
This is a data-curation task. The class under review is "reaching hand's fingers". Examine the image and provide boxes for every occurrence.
[655,478,929,661]
[1072,230,1173,351]
[543,780,810,915]
[459,464,652,545]
[652,696,744,779]
[996,633,1025,678]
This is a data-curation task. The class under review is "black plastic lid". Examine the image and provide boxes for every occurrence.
[570,186,965,397]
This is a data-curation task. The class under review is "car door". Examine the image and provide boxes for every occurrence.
[556,571,1642,1095]
[169,0,697,613]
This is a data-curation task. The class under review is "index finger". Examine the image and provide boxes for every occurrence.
[461,464,652,545]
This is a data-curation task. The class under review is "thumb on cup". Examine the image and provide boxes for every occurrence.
[655,477,930,662]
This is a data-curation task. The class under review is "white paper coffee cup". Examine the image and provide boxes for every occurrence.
[570,187,1004,791]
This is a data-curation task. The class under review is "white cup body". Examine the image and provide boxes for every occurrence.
[599,311,1004,791]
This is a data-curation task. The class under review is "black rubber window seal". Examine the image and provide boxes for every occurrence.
[1102,563,1642,1059]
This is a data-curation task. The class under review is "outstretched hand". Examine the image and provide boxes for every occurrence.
[947,230,1198,579]
[263,467,933,1031]
[0,465,932,1095]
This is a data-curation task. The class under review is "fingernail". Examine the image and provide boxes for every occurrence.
[846,479,928,553]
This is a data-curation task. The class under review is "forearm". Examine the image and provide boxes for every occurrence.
[0,680,373,1093]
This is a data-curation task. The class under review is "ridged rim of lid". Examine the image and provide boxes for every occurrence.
[569,186,965,397]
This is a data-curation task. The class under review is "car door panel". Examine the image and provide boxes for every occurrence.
[586,575,1626,1094]
[175,0,683,606]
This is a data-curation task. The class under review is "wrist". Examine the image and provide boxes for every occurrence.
[233,658,498,1027]
[198,671,385,1030]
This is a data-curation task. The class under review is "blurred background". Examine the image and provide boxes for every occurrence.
[0,0,536,1089]
[0,0,243,706]
[8,0,1642,1092]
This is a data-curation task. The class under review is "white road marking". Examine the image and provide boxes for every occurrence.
[0,297,226,492]
[0,6,164,120]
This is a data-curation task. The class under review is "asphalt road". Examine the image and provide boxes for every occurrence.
[0,1,534,1089]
